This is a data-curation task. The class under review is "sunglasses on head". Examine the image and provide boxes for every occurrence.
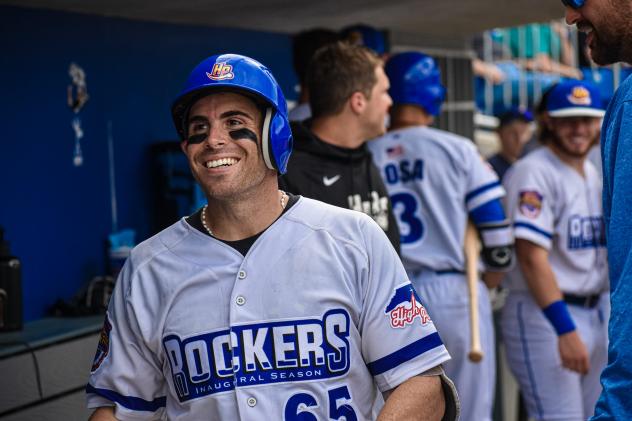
[561,0,585,8]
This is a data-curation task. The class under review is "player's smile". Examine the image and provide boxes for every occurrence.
[550,116,600,159]
[194,147,249,181]
[200,156,241,172]
[565,0,632,66]
[205,157,238,169]
[579,23,595,48]
[182,92,270,200]
[565,135,591,153]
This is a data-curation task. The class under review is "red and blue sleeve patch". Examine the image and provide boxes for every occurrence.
[519,190,543,218]
[91,314,112,373]
[385,283,431,328]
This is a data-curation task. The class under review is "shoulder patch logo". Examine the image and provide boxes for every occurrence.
[519,190,543,218]
[207,62,234,81]
[91,314,113,372]
[567,86,592,106]
[385,283,431,328]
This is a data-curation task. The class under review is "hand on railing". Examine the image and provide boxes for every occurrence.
[472,59,507,84]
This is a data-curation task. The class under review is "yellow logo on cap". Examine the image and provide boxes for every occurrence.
[567,86,592,106]
[206,62,234,81]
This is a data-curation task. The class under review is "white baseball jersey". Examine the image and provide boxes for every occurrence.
[368,126,507,274]
[501,147,609,419]
[502,147,608,295]
[369,126,508,421]
[86,197,450,420]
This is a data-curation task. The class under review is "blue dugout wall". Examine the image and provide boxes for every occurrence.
[0,5,296,321]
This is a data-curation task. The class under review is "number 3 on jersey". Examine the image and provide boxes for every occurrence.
[285,385,358,420]
[390,192,424,244]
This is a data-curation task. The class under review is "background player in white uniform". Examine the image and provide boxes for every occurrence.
[501,80,608,420]
[86,53,458,420]
[369,52,514,421]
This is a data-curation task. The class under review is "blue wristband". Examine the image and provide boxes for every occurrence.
[542,300,576,335]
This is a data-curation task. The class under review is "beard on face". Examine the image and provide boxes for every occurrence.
[549,128,597,159]
[589,31,626,65]
[586,6,632,65]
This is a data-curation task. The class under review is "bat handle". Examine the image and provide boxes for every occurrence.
[465,221,484,363]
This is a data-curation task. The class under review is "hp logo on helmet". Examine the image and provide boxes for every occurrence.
[207,63,234,81]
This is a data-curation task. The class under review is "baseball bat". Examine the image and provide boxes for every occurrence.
[464,220,483,363]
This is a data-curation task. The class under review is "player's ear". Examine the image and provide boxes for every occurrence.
[349,91,367,115]
[180,139,189,154]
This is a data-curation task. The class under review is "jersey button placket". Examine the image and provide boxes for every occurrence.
[235,266,248,306]
[247,396,257,407]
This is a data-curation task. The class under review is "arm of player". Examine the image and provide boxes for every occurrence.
[469,199,514,289]
[88,407,118,421]
[472,59,506,84]
[516,239,590,374]
[481,271,504,289]
[378,375,444,421]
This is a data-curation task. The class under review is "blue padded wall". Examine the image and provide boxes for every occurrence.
[0,5,296,321]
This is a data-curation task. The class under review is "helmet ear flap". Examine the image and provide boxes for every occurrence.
[261,108,275,171]
[421,84,446,116]
[263,108,292,174]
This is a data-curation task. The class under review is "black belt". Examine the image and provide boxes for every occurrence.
[563,293,601,308]
[435,269,465,275]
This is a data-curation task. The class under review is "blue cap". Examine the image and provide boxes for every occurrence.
[498,107,534,127]
[172,54,293,173]
[546,80,605,118]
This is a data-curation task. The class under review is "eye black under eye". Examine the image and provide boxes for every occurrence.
[229,128,258,143]
[187,133,207,144]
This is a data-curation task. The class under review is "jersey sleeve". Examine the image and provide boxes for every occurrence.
[504,163,555,250]
[464,145,505,213]
[86,259,167,420]
[357,217,451,392]
[470,198,514,272]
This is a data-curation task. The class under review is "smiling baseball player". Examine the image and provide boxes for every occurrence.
[85,53,457,421]
[501,80,609,420]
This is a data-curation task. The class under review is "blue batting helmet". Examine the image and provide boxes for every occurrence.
[385,52,446,116]
[172,54,293,174]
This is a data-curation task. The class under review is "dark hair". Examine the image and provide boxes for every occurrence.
[307,42,382,119]
[498,108,534,128]
[535,84,558,143]
[292,29,340,86]
[340,24,389,55]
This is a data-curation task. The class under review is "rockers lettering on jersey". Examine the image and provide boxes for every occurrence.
[347,191,389,231]
[163,309,351,402]
[568,215,606,249]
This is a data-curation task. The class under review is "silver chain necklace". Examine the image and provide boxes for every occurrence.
[201,190,288,237]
